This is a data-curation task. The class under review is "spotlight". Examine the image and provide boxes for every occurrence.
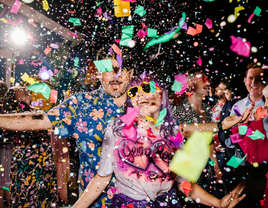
[11,28,27,45]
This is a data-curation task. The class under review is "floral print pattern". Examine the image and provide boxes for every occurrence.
[9,131,58,208]
[47,88,125,208]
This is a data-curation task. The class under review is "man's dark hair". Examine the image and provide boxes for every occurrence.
[245,63,262,77]
[220,80,233,92]
[185,67,205,79]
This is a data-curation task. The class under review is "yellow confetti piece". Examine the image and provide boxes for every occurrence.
[9,77,15,83]
[0,18,7,24]
[26,78,35,85]
[234,6,245,18]
[21,73,29,81]
[42,0,49,11]
[253,162,259,168]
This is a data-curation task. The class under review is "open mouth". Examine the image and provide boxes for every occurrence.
[138,100,150,105]
[109,81,122,91]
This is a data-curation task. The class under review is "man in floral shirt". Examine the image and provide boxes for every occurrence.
[47,46,133,208]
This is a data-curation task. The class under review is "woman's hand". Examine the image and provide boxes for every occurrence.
[219,182,246,208]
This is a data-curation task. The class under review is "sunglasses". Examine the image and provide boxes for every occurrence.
[193,75,210,83]
[127,82,161,98]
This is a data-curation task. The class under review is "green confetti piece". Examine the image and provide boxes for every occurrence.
[254,6,261,17]
[209,160,216,166]
[238,125,248,135]
[172,80,182,92]
[248,130,265,140]
[155,108,167,127]
[134,5,146,17]
[93,59,113,73]
[68,18,81,26]
[74,57,79,68]
[27,83,51,100]
[96,1,104,6]
[147,28,159,38]
[227,155,246,168]
[144,12,186,51]
[2,186,9,191]
[120,25,134,46]
[149,81,156,94]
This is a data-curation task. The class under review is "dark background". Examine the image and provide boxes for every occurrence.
[1,0,268,99]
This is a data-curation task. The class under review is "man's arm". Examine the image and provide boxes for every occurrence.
[0,112,52,131]
[180,115,243,137]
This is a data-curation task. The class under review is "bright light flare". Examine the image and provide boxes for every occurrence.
[11,29,27,45]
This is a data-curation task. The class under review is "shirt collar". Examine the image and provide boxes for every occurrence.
[245,94,265,106]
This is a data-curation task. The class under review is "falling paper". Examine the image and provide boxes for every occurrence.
[50,89,58,104]
[173,74,187,95]
[120,25,134,46]
[134,5,146,17]
[170,132,213,182]
[10,0,22,14]
[147,28,159,38]
[227,155,246,168]
[234,6,245,18]
[230,35,251,57]
[113,0,130,17]
[248,130,265,140]
[205,18,213,29]
[27,82,51,100]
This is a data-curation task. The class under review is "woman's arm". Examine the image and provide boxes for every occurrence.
[73,174,112,208]
[0,112,52,131]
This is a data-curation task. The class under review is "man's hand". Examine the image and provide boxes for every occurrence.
[222,115,243,130]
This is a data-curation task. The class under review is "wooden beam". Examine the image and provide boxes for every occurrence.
[0,0,84,43]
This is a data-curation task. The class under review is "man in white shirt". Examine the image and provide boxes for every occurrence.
[228,63,267,208]
[231,63,266,118]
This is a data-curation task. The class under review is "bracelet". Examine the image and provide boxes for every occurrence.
[217,122,223,132]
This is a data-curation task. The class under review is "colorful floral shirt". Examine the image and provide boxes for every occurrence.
[47,88,125,208]
[212,101,226,122]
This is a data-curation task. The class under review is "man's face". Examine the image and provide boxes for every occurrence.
[100,58,132,98]
[214,83,227,99]
[191,73,210,96]
[244,67,265,97]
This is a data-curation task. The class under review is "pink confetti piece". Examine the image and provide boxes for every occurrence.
[205,18,213,29]
[7,17,22,25]
[28,18,37,27]
[247,13,255,24]
[67,31,78,38]
[137,29,147,39]
[10,0,22,14]
[50,89,58,104]
[196,57,202,66]
[230,35,251,57]
[174,74,187,95]
[18,60,24,65]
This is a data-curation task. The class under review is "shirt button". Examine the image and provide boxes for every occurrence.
[116,109,120,113]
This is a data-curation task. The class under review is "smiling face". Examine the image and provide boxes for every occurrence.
[214,82,227,99]
[244,67,265,98]
[189,72,210,96]
[129,82,162,119]
[99,58,133,98]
